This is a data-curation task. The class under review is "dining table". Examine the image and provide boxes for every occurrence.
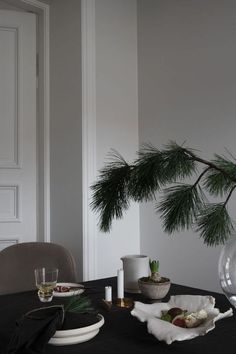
[0,276,235,354]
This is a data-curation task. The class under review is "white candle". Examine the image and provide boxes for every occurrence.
[105,286,112,302]
[117,269,124,299]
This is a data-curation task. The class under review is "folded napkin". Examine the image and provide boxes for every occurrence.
[7,305,64,354]
[131,295,233,344]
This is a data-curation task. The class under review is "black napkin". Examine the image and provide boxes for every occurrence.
[7,305,64,354]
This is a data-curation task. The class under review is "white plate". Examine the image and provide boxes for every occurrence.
[49,314,104,346]
[53,282,84,297]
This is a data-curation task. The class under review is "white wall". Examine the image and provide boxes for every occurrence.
[137,0,236,292]
[43,0,83,280]
[95,0,140,278]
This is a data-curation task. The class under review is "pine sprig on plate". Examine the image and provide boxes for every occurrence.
[65,296,95,314]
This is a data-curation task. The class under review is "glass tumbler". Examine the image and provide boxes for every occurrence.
[35,268,58,302]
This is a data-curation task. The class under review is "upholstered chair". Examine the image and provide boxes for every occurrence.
[0,242,77,295]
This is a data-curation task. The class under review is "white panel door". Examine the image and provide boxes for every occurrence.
[0,10,37,248]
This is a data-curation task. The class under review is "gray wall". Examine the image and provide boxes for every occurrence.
[95,0,140,278]
[0,1,20,10]
[137,0,236,292]
[45,0,83,280]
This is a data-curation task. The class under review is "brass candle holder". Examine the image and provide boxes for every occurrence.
[115,297,133,308]
[101,297,134,311]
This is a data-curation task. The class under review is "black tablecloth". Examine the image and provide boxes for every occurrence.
[0,277,235,354]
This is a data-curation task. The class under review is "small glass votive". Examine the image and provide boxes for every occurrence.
[34,268,58,302]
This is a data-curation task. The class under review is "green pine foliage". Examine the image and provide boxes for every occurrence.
[197,204,234,246]
[157,142,197,181]
[65,296,94,314]
[204,155,236,196]
[91,151,132,232]
[128,144,163,201]
[158,184,205,233]
[91,142,236,246]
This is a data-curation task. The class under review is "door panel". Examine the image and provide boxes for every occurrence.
[0,10,37,248]
[0,26,17,167]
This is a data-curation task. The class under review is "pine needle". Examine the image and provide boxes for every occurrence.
[196,203,234,246]
[159,141,197,181]
[129,144,163,201]
[158,184,205,233]
[91,151,132,231]
[65,296,94,314]
[204,155,236,196]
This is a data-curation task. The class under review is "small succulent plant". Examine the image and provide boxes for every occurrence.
[149,259,162,282]
[140,259,169,283]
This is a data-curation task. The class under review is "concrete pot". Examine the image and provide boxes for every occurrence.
[138,277,171,300]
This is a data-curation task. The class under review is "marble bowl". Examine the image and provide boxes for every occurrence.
[131,295,233,344]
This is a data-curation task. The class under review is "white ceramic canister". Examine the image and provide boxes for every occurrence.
[121,255,149,293]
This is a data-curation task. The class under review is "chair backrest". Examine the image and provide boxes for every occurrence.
[0,242,77,295]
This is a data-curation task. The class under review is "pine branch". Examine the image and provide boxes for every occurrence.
[204,156,236,196]
[91,151,132,231]
[183,150,236,183]
[158,141,197,181]
[196,203,234,246]
[193,167,211,187]
[91,141,236,246]
[223,185,236,207]
[128,142,197,201]
[128,144,163,202]
[158,184,205,233]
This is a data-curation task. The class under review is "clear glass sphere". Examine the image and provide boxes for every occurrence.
[218,236,236,308]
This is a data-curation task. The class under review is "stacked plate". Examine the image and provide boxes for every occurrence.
[49,313,105,346]
[50,282,104,345]
[53,282,85,297]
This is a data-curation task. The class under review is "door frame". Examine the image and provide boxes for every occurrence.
[3,0,50,242]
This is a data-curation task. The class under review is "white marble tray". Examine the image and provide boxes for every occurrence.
[131,295,233,344]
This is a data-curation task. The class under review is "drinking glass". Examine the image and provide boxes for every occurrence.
[35,267,58,302]
[218,236,236,309]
